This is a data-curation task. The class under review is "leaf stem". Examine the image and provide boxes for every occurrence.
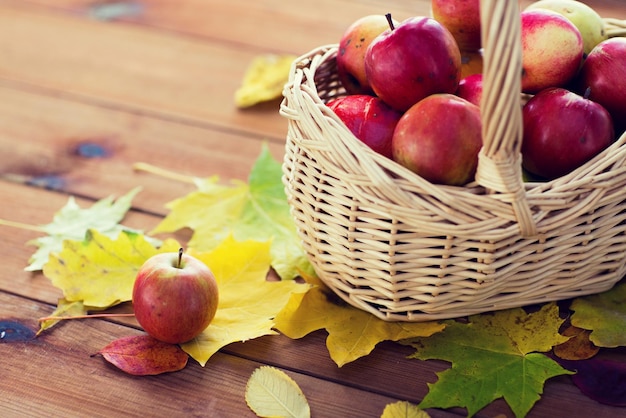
[132,162,198,184]
[0,218,46,233]
[38,313,136,322]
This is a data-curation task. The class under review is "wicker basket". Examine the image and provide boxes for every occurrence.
[280,0,626,321]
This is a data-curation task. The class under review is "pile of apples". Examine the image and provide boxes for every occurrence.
[329,0,626,184]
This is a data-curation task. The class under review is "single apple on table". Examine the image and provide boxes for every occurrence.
[521,87,614,180]
[431,0,481,51]
[524,0,607,55]
[336,14,399,95]
[327,95,403,159]
[576,37,626,137]
[133,249,220,344]
[365,14,461,112]
[521,9,583,94]
[455,73,483,107]
[392,93,482,186]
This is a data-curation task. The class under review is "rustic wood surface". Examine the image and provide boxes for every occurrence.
[1,1,625,417]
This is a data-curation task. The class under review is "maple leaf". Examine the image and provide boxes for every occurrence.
[43,229,181,308]
[151,144,313,280]
[552,325,599,360]
[274,273,445,367]
[97,335,189,376]
[403,303,572,418]
[180,236,309,366]
[26,187,159,271]
[37,298,88,336]
[234,54,297,108]
[381,401,431,418]
[570,281,626,348]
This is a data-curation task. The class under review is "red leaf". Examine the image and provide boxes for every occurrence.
[98,335,188,375]
[555,355,626,407]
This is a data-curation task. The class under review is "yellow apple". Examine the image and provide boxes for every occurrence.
[336,14,398,94]
[521,9,584,94]
[525,0,607,55]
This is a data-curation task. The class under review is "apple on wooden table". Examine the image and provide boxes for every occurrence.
[521,87,614,180]
[133,249,220,344]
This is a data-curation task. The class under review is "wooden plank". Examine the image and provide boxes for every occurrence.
[0,2,287,139]
[2,182,624,418]
[0,86,285,213]
[226,331,626,418]
[19,0,419,53]
[17,0,626,50]
[1,291,435,418]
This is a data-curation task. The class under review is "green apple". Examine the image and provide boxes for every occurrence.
[525,0,607,55]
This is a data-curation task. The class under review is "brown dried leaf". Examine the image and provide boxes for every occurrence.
[97,335,188,375]
[553,325,599,360]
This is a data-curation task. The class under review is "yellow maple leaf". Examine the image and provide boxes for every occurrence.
[43,229,181,308]
[151,146,313,281]
[181,236,309,366]
[234,54,297,108]
[381,401,431,418]
[37,298,88,336]
[274,273,445,367]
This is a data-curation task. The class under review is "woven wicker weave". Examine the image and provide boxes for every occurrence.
[280,0,626,321]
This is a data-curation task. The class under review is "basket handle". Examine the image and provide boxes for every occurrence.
[476,0,537,236]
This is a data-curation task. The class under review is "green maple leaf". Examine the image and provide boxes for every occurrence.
[274,273,444,367]
[26,187,159,271]
[570,281,626,348]
[151,144,312,280]
[403,304,572,418]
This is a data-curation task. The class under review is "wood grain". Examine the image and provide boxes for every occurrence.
[1,0,625,417]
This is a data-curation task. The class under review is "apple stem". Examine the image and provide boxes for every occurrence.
[385,13,395,31]
[584,86,592,100]
[177,247,184,268]
[38,313,136,322]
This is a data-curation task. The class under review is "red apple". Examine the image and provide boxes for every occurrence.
[392,93,482,185]
[455,73,483,107]
[576,37,626,136]
[365,14,461,112]
[431,0,481,51]
[327,95,402,159]
[521,9,584,93]
[336,15,399,95]
[522,87,614,180]
[133,249,219,344]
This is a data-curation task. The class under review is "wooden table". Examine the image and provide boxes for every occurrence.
[1,1,625,417]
